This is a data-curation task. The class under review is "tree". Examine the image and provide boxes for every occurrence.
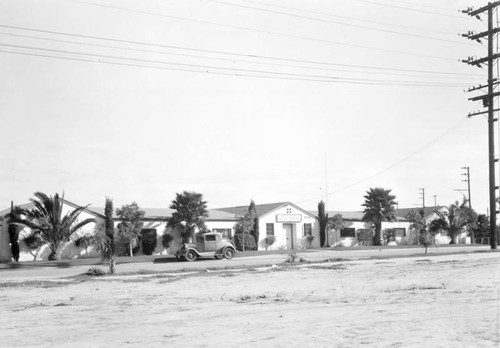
[362,188,397,246]
[116,202,145,257]
[429,199,477,244]
[10,192,94,260]
[167,191,209,243]
[406,209,434,254]
[93,198,117,274]
[249,200,259,250]
[233,214,256,251]
[141,229,158,256]
[473,214,489,243]
[233,200,257,251]
[316,200,328,247]
[329,213,345,245]
[7,204,21,262]
[263,235,276,251]
[20,233,44,261]
[161,233,174,252]
[75,234,94,258]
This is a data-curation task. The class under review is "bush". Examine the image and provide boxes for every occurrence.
[234,233,256,251]
[162,233,174,249]
[141,229,158,255]
[286,249,307,263]
[84,267,106,276]
[116,233,140,256]
[263,235,276,250]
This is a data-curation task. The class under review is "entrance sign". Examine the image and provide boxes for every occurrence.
[276,214,302,223]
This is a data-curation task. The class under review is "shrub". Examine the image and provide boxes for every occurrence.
[75,234,94,258]
[263,235,276,250]
[21,233,45,260]
[84,267,106,276]
[141,229,158,255]
[286,249,307,263]
[234,233,256,251]
[162,233,174,249]
[116,233,140,256]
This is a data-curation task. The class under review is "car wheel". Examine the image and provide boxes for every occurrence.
[223,248,234,259]
[185,250,197,262]
[214,254,223,260]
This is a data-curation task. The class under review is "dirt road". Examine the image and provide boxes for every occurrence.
[0,249,498,347]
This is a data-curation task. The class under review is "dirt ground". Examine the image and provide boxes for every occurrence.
[0,252,499,347]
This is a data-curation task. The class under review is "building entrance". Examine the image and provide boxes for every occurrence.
[284,224,294,249]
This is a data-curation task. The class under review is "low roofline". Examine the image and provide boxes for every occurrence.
[62,198,105,218]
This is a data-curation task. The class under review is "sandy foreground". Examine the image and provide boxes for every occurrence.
[0,252,499,347]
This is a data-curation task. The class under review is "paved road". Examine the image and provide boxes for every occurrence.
[0,245,493,281]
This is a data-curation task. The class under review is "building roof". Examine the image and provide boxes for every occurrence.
[3,199,436,223]
[215,202,288,218]
[394,206,444,219]
[0,202,35,218]
[215,202,318,219]
[327,211,365,221]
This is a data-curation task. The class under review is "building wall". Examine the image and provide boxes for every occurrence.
[0,218,11,262]
[329,220,412,247]
[256,204,319,250]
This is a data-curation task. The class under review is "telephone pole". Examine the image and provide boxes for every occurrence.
[461,166,472,208]
[419,188,425,208]
[463,2,500,249]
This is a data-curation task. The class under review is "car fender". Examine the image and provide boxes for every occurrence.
[222,246,236,254]
[185,247,202,257]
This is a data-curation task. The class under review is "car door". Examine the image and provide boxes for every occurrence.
[204,234,217,252]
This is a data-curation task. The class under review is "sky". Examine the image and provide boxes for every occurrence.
[0,0,496,213]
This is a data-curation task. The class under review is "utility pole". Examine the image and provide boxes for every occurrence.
[462,2,500,249]
[419,188,425,208]
[461,166,472,208]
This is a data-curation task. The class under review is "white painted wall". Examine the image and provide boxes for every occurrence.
[0,218,11,262]
[255,204,320,250]
[329,220,412,247]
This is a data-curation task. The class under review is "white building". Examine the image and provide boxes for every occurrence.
[1,199,454,262]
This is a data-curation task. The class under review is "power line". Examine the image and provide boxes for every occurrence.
[64,0,460,62]
[0,24,481,78]
[352,0,467,19]
[296,119,468,205]
[207,0,473,46]
[0,43,467,87]
[238,0,459,36]
[374,0,457,13]
[0,31,479,81]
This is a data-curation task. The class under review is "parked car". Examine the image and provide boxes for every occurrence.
[175,232,236,262]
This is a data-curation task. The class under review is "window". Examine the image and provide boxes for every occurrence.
[340,228,356,238]
[213,228,232,239]
[266,223,274,236]
[384,229,395,242]
[394,228,406,237]
[303,223,312,236]
[205,234,216,242]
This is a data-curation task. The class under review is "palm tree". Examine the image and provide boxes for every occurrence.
[93,197,116,274]
[316,201,328,247]
[429,199,477,244]
[11,192,94,260]
[167,191,208,243]
[362,187,397,246]
[7,204,21,262]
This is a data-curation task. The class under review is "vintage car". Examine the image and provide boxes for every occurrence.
[175,232,236,262]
